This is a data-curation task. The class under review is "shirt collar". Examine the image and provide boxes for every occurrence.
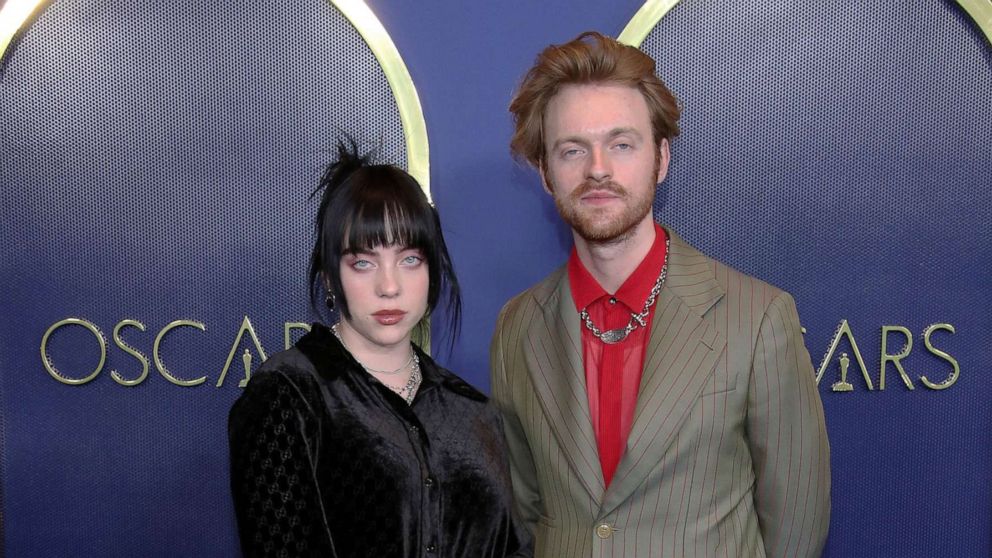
[298,323,486,402]
[568,223,668,312]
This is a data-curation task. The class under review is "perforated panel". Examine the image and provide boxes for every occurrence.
[641,2,991,556]
[0,1,407,555]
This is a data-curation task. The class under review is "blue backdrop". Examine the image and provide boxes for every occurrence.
[1,0,989,556]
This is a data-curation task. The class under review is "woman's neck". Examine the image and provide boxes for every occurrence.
[333,320,413,373]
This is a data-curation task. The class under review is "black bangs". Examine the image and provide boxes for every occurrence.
[341,174,434,255]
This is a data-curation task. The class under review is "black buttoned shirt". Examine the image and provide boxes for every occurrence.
[229,323,529,558]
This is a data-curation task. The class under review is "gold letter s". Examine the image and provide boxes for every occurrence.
[111,320,150,386]
[920,323,959,390]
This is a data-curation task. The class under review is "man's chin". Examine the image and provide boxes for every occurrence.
[573,222,636,245]
[570,212,653,245]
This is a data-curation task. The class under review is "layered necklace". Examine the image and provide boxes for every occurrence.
[579,236,671,344]
[332,324,421,405]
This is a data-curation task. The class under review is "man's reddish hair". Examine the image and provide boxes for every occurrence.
[509,31,681,168]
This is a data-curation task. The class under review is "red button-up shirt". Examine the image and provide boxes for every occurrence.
[567,224,668,487]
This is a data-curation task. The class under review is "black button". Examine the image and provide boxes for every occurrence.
[609,297,617,304]
[426,544,436,553]
[424,476,435,487]
[409,425,418,433]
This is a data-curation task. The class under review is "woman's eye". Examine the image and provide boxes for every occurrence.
[401,255,423,266]
[352,259,373,270]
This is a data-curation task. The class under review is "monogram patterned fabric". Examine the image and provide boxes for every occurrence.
[229,323,530,557]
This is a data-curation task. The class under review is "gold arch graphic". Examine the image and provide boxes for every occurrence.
[334,0,430,196]
[958,0,992,48]
[617,0,679,46]
[0,0,430,198]
[617,0,992,48]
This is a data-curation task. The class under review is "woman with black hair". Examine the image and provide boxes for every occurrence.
[228,142,530,557]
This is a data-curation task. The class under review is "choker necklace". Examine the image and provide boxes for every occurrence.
[353,351,414,376]
[331,324,422,405]
[579,235,671,344]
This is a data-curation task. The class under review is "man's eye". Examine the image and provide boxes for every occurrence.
[562,148,582,158]
[615,143,632,150]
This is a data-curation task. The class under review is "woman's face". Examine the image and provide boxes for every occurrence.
[337,244,430,354]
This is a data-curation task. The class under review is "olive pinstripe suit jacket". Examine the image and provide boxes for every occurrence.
[490,229,830,558]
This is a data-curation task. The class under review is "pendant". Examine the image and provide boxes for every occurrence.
[600,328,628,344]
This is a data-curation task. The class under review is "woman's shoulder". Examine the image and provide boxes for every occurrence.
[254,346,319,379]
[228,349,329,468]
[250,322,342,385]
[229,347,324,423]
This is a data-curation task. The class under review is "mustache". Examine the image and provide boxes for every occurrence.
[572,181,626,198]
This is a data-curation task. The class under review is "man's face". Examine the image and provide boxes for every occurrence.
[541,83,669,244]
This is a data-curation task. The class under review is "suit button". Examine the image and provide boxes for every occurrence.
[595,523,613,539]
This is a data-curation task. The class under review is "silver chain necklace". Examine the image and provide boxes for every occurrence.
[579,236,671,344]
[331,324,422,405]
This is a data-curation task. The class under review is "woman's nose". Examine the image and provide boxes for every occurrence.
[376,268,400,298]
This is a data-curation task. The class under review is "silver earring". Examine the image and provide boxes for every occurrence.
[325,293,335,310]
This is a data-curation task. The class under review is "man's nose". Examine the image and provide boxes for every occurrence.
[586,146,611,182]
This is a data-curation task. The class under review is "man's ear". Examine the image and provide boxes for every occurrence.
[539,161,554,195]
[656,138,671,183]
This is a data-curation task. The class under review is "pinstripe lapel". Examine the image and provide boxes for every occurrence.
[600,229,727,515]
[523,268,605,504]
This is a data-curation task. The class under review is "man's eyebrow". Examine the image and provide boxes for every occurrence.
[606,127,642,139]
[551,127,644,151]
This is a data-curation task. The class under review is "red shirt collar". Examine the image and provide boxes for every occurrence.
[568,223,669,312]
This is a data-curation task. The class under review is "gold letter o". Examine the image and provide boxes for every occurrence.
[40,318,106,385]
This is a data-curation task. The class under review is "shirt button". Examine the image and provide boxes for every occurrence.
[424,476,435,487]
[426,543,436,553]
[595,523,614,539]
[609,297,617,305]
[409,425,419,433]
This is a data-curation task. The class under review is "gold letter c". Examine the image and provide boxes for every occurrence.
[154,320,207,387]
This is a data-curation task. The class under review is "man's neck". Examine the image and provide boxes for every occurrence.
[573,217,656,293]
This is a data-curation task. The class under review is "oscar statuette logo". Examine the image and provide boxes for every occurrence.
[40,316,312,388]
[811,321,960,392]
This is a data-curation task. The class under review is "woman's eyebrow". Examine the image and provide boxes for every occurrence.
[343,248,376,256]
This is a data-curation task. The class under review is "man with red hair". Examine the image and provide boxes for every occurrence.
[491,31,830,557]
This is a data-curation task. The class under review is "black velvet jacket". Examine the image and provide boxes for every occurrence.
[229,323,530,558]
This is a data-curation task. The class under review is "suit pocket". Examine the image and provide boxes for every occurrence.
[699,347,736,396]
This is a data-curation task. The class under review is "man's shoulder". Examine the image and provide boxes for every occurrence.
[711,253,786,304]
[668,228,788,308]
[496,265,566,324]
